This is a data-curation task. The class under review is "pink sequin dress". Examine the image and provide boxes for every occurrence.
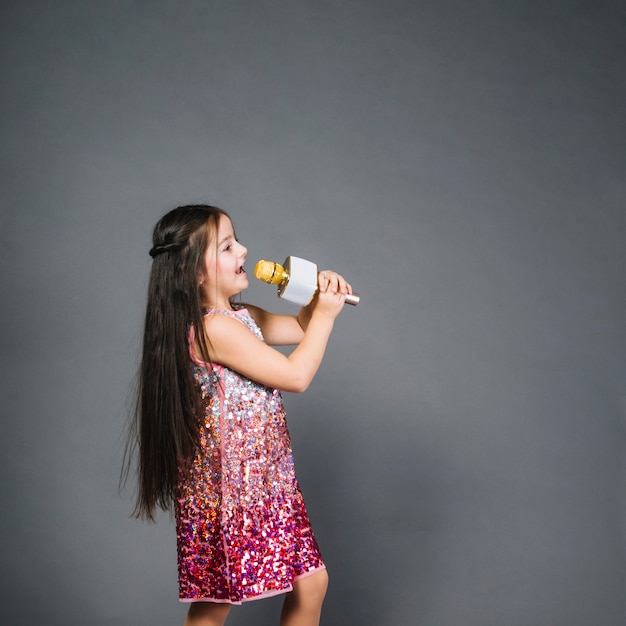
[175,306,324,604]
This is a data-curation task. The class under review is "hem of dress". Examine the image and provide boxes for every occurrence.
[179,565,327,606]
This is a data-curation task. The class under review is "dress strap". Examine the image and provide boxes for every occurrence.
[204,307,264,342]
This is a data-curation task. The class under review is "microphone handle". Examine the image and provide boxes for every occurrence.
[345,292,360,306]
[286,286,360,306]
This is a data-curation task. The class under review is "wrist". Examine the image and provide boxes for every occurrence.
[297,305,313,330]
[310,309,336,325]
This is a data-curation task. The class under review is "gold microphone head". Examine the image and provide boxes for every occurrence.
[254,260,289,285]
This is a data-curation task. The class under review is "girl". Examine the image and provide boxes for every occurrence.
[127,205,351,626]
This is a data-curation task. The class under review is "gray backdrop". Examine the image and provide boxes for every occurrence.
[1,1,625,625]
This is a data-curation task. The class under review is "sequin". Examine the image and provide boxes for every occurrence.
[175,306,324,604]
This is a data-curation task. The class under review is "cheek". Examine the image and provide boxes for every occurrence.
[201,258,217,284]
[205,258,230,284]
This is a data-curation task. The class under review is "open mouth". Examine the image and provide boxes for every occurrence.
[236,265,246,275]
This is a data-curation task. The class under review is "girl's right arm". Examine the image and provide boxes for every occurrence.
[203,273,347,392]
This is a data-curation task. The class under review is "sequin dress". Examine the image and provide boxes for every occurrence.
[175,306,324,604]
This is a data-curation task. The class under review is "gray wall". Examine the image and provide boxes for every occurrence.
[2,1,625,625]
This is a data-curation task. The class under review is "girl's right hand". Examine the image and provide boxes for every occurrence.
[311,270,351,319]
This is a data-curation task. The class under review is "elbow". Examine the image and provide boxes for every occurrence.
[292,379,311,393]
[284,373,312,394]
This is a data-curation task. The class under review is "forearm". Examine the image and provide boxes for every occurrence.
[287,312,335,391]
[296,300,315,332]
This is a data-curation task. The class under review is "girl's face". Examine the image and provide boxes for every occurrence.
[200,214,248,309]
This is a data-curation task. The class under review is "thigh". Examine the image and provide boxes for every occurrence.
[184,601,232,626]
[291,569,329,606]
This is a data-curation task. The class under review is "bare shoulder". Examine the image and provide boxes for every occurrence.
[201,310,265,360]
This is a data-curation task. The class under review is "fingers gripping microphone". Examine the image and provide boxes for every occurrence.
[254,256,360,306]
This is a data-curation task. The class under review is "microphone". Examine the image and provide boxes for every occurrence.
[254,256,360,306]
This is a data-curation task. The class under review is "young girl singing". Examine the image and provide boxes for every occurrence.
[127,205,351,626]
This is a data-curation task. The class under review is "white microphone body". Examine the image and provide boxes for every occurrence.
[277,256,319,306]
[254,256,360,306]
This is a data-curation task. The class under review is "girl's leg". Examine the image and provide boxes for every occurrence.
[280,569,328,626]
[183,602,231,626]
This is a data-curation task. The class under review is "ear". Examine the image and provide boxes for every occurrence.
[197,264,207,287]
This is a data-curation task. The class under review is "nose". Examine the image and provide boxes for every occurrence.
[239,241,247,257]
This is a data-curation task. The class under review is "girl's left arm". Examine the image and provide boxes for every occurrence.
[245,303,307,346]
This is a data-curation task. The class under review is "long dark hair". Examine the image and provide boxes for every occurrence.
[124,204,228,521]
